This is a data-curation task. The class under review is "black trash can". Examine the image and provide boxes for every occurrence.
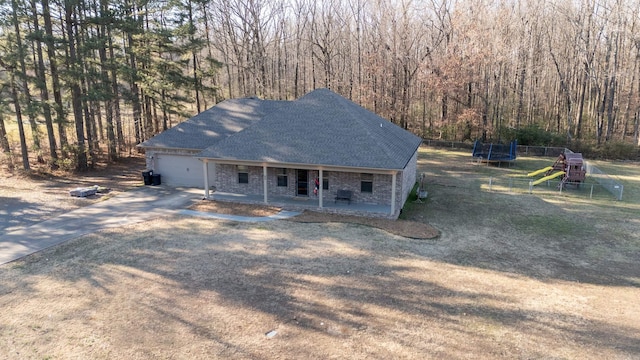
[151,173,161,186]
[142,170,153,185]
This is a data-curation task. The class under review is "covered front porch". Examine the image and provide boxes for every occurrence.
[201,159,401,218]
[209,191,394,218]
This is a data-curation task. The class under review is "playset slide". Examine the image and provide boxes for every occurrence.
[530,171,565,186]
[527,166,553,177]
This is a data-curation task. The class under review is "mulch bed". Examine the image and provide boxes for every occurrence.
[188,200,439,239]
[189,200,281,217]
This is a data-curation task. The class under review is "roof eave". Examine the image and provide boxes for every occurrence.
[400,139,423,169]
[196,157,405,174]
[137,145,203,152]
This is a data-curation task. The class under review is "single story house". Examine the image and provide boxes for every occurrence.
[139,88,422,218]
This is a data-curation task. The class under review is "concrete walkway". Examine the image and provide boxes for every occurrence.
[0,187,300,265]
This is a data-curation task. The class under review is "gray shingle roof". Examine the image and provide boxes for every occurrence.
[138,97,286,150]
[197,88,422,170]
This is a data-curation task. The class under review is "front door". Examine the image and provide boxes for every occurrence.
[297,170,308,196]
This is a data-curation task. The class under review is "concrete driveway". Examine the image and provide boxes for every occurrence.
[0,186,202,265]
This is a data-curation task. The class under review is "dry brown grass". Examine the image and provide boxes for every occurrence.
[188,200,440,239]
[1,147,639,359]
[289,210,440,239]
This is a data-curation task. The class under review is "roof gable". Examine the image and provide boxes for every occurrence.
[197,89,422,170]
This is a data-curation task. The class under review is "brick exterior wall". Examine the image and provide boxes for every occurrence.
[399,150,418,208]
[214,165,398,205]
[146,148,419,219]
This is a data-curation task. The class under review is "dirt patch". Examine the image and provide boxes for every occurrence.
[0,155,145,234]
[189,199,282,217]
[187,200,439,239]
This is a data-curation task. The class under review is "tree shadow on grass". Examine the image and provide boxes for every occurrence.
[0,196,77,234]
[2,216,638,358]
[404,167,640,289]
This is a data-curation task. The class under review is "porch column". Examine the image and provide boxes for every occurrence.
[263,165,268,204]
[203,160,210,199]
[390,171,397,215]
[318,169,324,208]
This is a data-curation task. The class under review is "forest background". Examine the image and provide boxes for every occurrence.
[1,0,639,172]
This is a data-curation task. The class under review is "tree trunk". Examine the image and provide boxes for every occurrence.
[596,84,607,146]
[636,50,640,146]
[82,79,96,167]
[201,1,218,104]
[605,32,619,143]
[161,89,169,131]
[125,0,143,146]
[143,92,153,138]
[12,0,43,164]
[187,0,202,112]
[79,0,97,168]
[42,0,68,157]
[621,53,637,140]
[441,93,448,123]
[516,66,526,130]
[31,0,58,169]
[0,112,11,156]
[10,73,30,171]
[97,0,117,161]
[632,112,638,145]
[575,62,588,140]
[105,22,124,152]
[151,97,159,134]
[64,0,88,170]
[400,64,410,130]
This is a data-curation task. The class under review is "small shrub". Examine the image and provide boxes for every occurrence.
[496,126,517,143]
[569,140,597,158]
[570,140,639,160]
[56,144,79,171]
[599,141,639,160]
[549,132,568,147]
[439,124,458,141]
[518,125,546,146]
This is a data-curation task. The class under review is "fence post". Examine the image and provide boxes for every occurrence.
[590,184,594,199]
[529,181,533,194]
[489,177,492,191]
[617,185,623,201]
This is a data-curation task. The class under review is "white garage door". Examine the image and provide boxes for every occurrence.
[154,154,209,188]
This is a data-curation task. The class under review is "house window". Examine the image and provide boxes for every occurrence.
[361,173,373,193]
[277,168,288,187]
[238,165,249,184]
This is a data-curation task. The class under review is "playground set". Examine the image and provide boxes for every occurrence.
[467,141,621,199]
[527,152,586,189]
[472,140,518,163]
